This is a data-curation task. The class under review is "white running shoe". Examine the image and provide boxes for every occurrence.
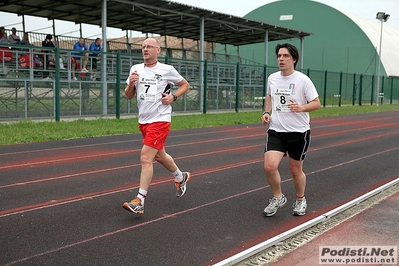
[263,194,287,217]
[292,198,307,216]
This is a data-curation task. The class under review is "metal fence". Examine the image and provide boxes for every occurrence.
[1,43,398,121]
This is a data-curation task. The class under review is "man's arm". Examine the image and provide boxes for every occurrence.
[161,78,190,104]
[172,79,190,98]
[301,97,321,112]
[290,97,321,113]
[125,70,139,100]
[264,94,272,113]
[124,84,136,100]
[261,94,272,125]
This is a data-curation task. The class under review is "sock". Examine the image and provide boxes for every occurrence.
[172,169,183,182]
[296,194,305,201]
[137,188,147,204]
[274,195,283,200]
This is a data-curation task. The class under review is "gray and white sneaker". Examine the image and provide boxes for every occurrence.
[175,172,191,198]
[292,198,307,216]
[263,194,287,217]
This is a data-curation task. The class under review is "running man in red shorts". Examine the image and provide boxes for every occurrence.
[123,38,191,215]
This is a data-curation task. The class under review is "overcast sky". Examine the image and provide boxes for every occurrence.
[0,0,398,39]
[180,0,398,28]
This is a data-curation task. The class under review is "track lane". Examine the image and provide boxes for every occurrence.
[1,111,398,265]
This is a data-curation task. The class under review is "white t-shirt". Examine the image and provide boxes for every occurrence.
[126,62,184,124]
[267,71,319,132]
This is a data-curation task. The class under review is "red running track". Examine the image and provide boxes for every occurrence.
[1,111,399,265]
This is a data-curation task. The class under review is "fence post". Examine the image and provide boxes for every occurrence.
[323,70,327,107]
[262,64,267,110]
[352,73,356,106]
[381,76,385,105]
[115,51,121,119]
[359,74,363,106]
[235,62,240,113]
[371,75,375,105]
[390,77,393,104]
[203,60,208,114]
[55,46,60,122]
[338,72,342,107]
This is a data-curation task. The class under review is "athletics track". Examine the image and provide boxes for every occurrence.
[1,111,398,265]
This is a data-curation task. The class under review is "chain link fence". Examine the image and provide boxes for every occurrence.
[1,44,398,121]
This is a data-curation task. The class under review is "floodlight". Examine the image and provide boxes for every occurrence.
[375,12,391,105]
[376,12,390,22]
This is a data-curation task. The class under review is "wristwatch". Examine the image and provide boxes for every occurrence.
[172,93,178,101]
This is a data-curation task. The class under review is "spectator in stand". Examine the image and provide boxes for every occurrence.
[71,37,89,80]
[8,27,21,44]
[19,32,32,53]
[41,34,55,80]
[19,33,42,72]
[20,32,31,45]
[20,32,39,60]
[0,27,6,41]
[0,32,9,43]
[89,37,102,81]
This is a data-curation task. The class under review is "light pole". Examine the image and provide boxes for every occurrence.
[375,12,390,106]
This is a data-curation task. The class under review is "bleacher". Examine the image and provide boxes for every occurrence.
[1,45,90,80]
[0,28,272,120]
[0,27,261,86]
[1,28,254,65]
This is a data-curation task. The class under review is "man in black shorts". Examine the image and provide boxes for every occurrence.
[261,43,320,217]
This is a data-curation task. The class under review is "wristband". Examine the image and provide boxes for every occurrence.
[172,93,178,101]
[263,111,270,116]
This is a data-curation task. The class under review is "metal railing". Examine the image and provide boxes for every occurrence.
[1,43,398,121]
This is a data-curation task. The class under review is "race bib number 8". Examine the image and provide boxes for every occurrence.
[138,77,158,102]
[273,88,291,112]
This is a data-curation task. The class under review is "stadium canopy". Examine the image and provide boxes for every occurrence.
[0,0,314,114]
[0,0,312,64]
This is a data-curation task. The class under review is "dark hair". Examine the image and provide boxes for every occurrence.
[46,34,52,40]
[275,43,299,69]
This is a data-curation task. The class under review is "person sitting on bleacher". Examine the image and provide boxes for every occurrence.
[41,34,55,80]
[71,37,89,81]
[8,28,21,44]
[89,37,102,81]
[20,33,31,45]
[0,32,9,43]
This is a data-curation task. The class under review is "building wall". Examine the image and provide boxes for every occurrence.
[216,0,382,76]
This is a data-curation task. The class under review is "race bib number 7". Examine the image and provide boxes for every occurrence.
[273,88,291,112]
[138,77,158,102]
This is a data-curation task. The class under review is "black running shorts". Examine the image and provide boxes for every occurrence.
[265,129,311,161]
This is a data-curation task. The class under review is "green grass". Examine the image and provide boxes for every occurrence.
[0,104,398,145]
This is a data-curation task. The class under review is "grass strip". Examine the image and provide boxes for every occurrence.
[1,104,398,145]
